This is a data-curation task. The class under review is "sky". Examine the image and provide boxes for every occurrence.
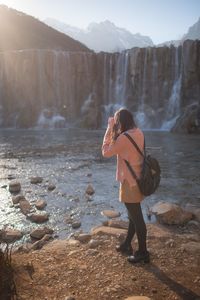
[0,0,200,44]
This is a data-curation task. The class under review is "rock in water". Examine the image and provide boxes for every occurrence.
[27,213,49,223]
[19,199,31,215]
[101,210,121,218]
[151,201,193,225]
[12,194,26,204]
[31,234,52,250]
[48,184,56,191]
[0,228,23,243]
[30,227,54,239]
[9,181,21,193]
[35,199,47,210]
[85,184,95,195]
[30,177,43,184]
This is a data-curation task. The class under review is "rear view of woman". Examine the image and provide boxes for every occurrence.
[102,108,149,263]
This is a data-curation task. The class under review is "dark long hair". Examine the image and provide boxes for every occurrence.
[112,108,137,141]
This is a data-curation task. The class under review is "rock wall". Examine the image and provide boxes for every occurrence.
[0,40,199,129]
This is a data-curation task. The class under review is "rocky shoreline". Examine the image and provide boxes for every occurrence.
[1,179,200,299]
[11,219,200,300]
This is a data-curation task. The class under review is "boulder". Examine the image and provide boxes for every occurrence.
[19,199,31,215]
[27,213,49,223]
[0,228,23,243]
[30,227,54,239]
[35,199,47,210]
[101,210,121,218]
[151,202,193,225]
[30,177,43,184]
[9,181,21,193]
[171,103,200,134]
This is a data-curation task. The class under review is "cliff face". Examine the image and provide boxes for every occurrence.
[0,40,199,129]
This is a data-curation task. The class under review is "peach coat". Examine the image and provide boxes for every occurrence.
[102,125,145,203]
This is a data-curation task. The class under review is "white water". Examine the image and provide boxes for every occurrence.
[102,51,129,126]
[161,48,182,130]
[36,109,66,129]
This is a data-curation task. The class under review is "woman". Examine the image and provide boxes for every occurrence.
[102,108,149,264]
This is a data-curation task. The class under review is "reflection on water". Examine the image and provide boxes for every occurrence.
[0,129,199,241]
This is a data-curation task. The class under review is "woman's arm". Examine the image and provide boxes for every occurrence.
[102,121,124,158]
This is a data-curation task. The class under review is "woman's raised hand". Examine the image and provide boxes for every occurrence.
[108,117,115,128]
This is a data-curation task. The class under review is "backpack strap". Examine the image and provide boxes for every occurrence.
[124,159,139,181]
[123,132,145,158]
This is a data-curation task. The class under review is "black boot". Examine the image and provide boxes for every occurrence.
[127,250,150,264]
[116,243,133,256]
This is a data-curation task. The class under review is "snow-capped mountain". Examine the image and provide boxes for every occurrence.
[157,17,200,47]
[44,19,154,52]
[182,17,200,41]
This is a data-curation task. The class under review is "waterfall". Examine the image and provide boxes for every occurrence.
[161,47,182,130]
[134,48,151,128]
[102,51,129,126]
[0,41,198,129]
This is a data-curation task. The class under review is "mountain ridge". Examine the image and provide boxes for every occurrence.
[0,5,90,52]
[44,18,154,52]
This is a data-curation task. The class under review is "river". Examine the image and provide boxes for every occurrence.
[0,129,199,242]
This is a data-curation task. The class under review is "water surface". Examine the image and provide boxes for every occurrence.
[0,129,199,241]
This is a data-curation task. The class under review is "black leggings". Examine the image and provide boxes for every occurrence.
[124,202,147,253]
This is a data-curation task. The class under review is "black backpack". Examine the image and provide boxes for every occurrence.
[124,132,161,196]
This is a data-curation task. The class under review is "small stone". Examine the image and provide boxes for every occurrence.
[76,233,91,242]
[12,195,26,204]
[9,181,21,193]
[65,296,75,300]
[107,219,128,229]
[86,249,99,256]
[27,213,49,223]
[8,174,15,180]
[30,177,43,184]
[124,297,151,300]
[165,239,175,247]
[48,184,56,191]
[85,184,95,195]
[72,222,81,229]
[19,199,31,215]
[31,234,52,250]
[1,185,7,189]
[35,199,47,210]
[0,228,23,243]
[91,226,126,237]
[188,220,199,227]
[86,173,92,177]
[88,239,102,249]
[101,210,121,218]
[30,227,54,239]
